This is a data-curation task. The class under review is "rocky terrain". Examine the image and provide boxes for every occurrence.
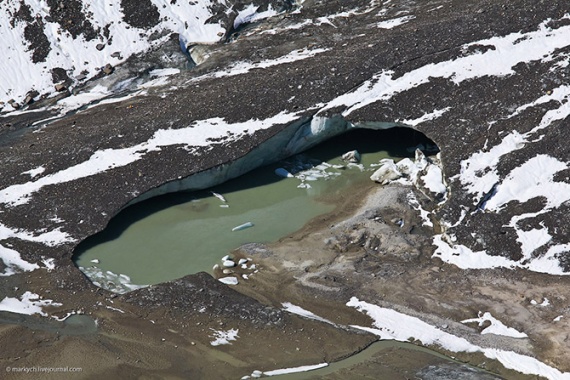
[1,0,570,378]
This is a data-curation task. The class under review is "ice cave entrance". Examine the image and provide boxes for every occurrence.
[73,127,438,293]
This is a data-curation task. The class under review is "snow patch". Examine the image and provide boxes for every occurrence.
[210,328,239,346]
[263,363,329,376]
[0,111,302,207]
[282,302,336,325]
[462,312,527,338]
[321,15,570,116]
[191,48,330,82]
[0,291,61,316]
[347,297,570,380]
[377,15,415,29]
[0,244,39,276]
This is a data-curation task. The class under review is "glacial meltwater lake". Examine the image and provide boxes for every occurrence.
[74,128,436,292]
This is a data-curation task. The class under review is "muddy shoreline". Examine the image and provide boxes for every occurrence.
[0,181,535,379]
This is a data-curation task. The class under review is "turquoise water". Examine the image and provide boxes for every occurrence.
[74,128,436,292]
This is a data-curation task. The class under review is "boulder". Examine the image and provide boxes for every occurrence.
[370,160,403,184]
[342,150,361,163]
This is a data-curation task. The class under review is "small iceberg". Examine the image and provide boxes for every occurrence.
[275,168,294,178]
[211,191,227,203]
[218,277,238,285]
[232,222,254,232]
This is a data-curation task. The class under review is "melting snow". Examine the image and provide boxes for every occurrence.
[0,0,231,110]
[0,244,39,276]
[210,328,239,346]
[0,291,61,316]
[347,297,570,380]
[0,111,301,207]
[191,48,330,82]
[282,302,336,325]
[234,4,278,29]
[377,15,415,29]
[321,15,570,116]
[263,363,329,376]
[461,312,527,338]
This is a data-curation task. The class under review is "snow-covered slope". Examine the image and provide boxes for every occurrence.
[0,0,289,112]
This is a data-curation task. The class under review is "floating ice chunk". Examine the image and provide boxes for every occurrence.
[275,168,294,178]
[220,204,230,208]
[232,222,254,231]
[222,260,235,268]
[342,150,361,163]
[347,163,365,171]
[218,277,238,285]
[211,192,227,203]
[90,259,100,264]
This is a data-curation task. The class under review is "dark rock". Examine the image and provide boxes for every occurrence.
[102,64,114,75]
[55,83,67,92]
[45,0,99,40]
[121,272,284,326]
[96,43,105,51]
[120,0,160,29]
[110,52,121,58]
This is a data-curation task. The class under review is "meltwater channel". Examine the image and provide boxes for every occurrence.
[74,128,437,292]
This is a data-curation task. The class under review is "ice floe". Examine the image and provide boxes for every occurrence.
[79,266,146,294]
[242,363,328,379]
[218,276,239,285]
